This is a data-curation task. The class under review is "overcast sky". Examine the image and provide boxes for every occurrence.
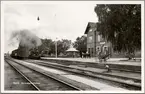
[3,1,98,53]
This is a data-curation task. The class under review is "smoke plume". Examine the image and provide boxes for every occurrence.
[11,29,42,49]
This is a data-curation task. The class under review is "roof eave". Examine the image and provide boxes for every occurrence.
[84,23,90,34]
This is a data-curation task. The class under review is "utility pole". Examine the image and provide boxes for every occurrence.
[54,13,57,58]
[55,38,57,58]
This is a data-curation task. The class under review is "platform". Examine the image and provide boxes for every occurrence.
[41,57,141,66]
[41,57,141,72]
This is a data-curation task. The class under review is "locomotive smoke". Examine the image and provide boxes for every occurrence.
[11,29,42,49]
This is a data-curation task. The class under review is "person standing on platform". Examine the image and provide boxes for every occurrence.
[98,45,103,62]
[104,47,109,62]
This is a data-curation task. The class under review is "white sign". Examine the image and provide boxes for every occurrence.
[100,42,105,44]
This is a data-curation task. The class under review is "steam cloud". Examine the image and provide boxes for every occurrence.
[11,29,42,49]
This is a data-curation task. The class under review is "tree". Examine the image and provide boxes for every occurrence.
[57,39,71,55]
[94,5,141,55]
[32,38,54,55]
[73,35,87,57]
[29,38,71,57]
[37,38,71,56]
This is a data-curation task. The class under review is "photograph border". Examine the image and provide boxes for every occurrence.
[1,0,144,93]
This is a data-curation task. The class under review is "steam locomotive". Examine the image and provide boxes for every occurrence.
[11,45,41,59]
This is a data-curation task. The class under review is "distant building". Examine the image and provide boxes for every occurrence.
[84,22,125,58]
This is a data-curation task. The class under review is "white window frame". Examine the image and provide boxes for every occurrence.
[98,35,101,42]
[88,36,93,43]
[103,46,108,51]
[96,46,101,51]
[89,29,93,32]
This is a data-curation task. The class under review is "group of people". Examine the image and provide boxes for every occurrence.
[81,52,91,58]
[80,44,110,62]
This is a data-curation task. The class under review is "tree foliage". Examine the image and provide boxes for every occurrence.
[38,39,53,54]
[57,39,71,55]
[33,38,71,56]
[73,35,87,56]
[94,4,141,53]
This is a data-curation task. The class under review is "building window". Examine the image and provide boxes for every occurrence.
[96,46,101,55]
[88,36,93,43]
[103,46,108,51]
[96,46,101,51]
[98,35,101,42]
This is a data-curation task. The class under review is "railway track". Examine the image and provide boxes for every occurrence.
[5,60,37,90]
[5,58,82,90]
[24,59,141,90]
[5,59,40,90]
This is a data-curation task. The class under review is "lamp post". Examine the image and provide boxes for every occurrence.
[55,38,58,58]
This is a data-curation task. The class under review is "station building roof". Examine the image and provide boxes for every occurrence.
[84,22,97,34]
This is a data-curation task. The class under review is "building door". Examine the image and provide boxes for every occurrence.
[88,48,90,54]
[91,48,93,57]
[96,46,101,57]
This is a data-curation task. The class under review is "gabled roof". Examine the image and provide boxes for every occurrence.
[84,22,97,34]
[66,48,78,52]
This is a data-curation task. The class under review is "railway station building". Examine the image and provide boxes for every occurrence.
[84,22,126,58]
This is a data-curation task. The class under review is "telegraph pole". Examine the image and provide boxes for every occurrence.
[53,13,58,58]
[55,38,57,58]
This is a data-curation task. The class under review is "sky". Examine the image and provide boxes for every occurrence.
[2,1,98,53]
